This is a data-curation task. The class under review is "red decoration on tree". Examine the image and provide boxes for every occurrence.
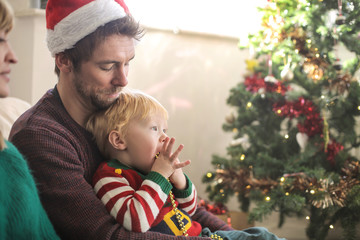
[325,140,344,167]
[244,73,288,95]
[244,74,266,93]
[198,198,228,215]
[273,97,323,137]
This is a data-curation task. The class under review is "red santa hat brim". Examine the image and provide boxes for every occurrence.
[46,0,129,56]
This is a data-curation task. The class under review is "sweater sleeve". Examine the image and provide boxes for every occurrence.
[93,167,172,233]
[172,174,198,216]
[0,140,60,240]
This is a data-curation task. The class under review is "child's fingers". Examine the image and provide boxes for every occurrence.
[161,137,170,153]
[164,137,176,156]
[174,159,191,169]
[170,144,184,161]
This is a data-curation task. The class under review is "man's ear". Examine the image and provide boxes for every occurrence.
[108,130,127,150]
[55,53,72,73]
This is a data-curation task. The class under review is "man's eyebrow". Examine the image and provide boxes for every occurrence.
[97,55,135,64]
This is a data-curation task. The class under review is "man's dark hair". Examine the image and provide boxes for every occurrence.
[54,15,144,76]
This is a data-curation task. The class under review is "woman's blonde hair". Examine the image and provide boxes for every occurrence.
[86,89,168,159]
[0,0,13,150]
[0,0,14,33]
[0,131,5,150]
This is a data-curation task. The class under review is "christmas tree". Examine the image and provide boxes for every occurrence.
[202,1,360,240]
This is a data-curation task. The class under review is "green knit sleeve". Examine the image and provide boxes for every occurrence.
[172,174,193,198]
[145,171,172,195]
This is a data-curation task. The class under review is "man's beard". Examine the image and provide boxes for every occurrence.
[74,77,121,111]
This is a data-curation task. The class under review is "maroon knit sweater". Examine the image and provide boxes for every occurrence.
[9,87,232,240]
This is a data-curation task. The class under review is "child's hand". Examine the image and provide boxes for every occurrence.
[151,137,190,179]
[169,158,191,190]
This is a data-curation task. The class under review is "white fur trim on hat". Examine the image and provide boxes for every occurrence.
[47,0,127,56]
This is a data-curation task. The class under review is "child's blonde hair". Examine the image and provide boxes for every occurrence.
[86,89,168,159]
[0,0,14,34]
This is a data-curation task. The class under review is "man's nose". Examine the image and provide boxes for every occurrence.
[111,66,128,87]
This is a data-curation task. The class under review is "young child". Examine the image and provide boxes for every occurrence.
[86,89,286,240]
[87,89,200,236]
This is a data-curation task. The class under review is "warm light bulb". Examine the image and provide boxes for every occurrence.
[285,192,289,196]
[310,189,316,194]
[247,102,253,108]
[329,225,334,229]
[265,196,271,201]
[306,216,310,220]
[240,154,246,161]
[284,134,289,139]
[206,172,213,178]
[280,177,285,182]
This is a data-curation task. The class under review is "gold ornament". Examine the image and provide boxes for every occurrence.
[323,115,329,152]
[328,72,353,94]
[246,59,259,73]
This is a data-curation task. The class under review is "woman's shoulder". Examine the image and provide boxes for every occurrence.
[0,140,34,188]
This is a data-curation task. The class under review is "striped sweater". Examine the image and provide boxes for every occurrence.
[93,159,202,236]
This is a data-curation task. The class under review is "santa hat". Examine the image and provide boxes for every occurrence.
[46,0,130,56]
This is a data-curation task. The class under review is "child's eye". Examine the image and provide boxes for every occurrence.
[163,129,167,133]
[151,126,158,131]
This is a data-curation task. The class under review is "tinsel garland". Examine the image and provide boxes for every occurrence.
[244,73,288,95]
[213,161,359,209]
[288,161,359,208]
[272,97,323,137]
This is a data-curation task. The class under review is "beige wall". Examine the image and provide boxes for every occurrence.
[127,28,246,202]
[9,9,57,104]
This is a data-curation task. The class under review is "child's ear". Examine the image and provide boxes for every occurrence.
[108,130,127,150]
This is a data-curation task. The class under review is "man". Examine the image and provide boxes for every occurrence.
[9,0,232,239]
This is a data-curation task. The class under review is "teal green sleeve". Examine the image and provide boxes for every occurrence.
[0,140,60,240]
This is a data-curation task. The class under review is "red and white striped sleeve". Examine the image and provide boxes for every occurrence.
[173,175,198,217]
[93,166,172,233]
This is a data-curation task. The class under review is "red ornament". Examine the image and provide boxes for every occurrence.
[273,97,323,137]
[244,73,288,95]
[244,74,266,93]
[325,140,344,167]
[198,198,229,215]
